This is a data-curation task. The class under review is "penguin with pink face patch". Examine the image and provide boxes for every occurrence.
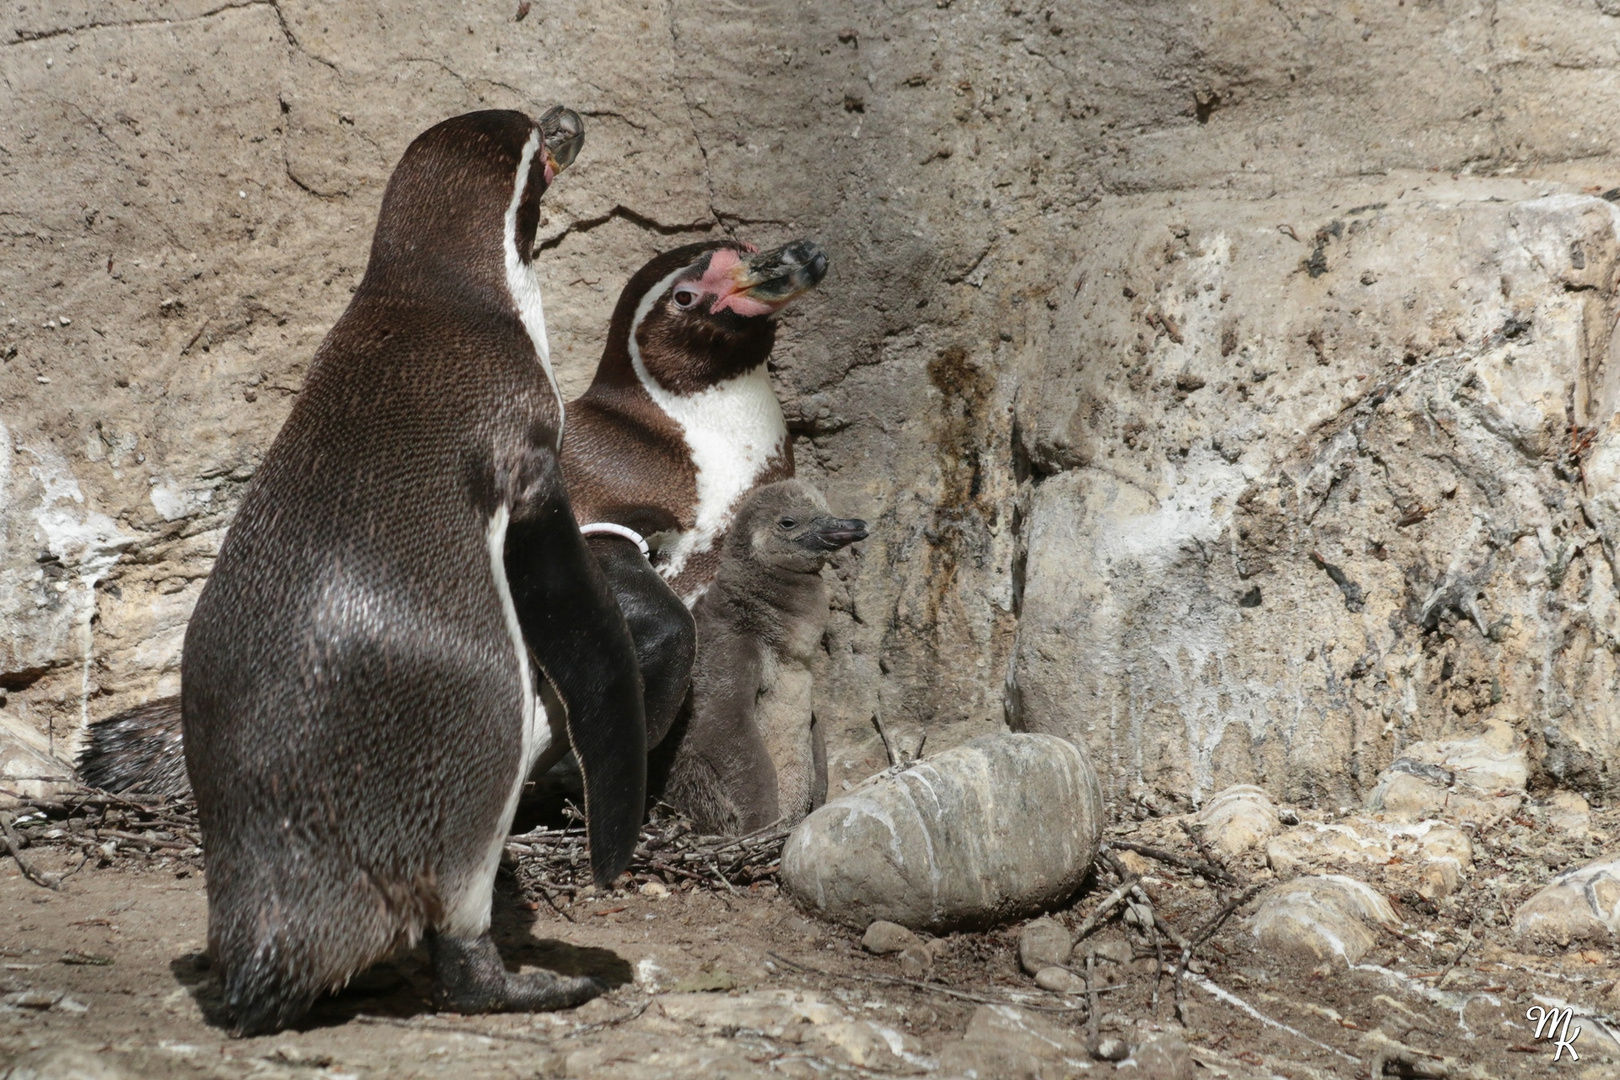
[562,239,827,749]
[565,239,828,595]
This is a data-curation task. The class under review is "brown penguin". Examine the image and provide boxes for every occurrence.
[180,109,646,1036]
[660,480,866,835]
[563,238,828,604]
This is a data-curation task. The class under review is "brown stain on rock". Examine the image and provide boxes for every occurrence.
[919,344,994,632]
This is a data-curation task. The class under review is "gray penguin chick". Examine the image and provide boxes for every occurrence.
[661,479,866,834]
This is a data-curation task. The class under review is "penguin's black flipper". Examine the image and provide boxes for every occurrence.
[585,535,696,750]
[504,478,647,888]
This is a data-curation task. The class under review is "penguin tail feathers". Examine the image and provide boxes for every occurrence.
[210,868,430,1035]
[221,947,322,1038]
[76,695,192,798]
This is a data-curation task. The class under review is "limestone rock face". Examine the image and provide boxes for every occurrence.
[7,1,1620,804]
[779,733,1104,931]
[1009,189,1620,808]
[1363,721,1530,824]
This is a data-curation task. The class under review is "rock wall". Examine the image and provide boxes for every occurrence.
[5,1,1620,805]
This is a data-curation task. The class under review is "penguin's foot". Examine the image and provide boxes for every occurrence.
[428,931,607,1014]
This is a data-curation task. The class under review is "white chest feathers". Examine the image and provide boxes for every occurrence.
[629,361,787,592]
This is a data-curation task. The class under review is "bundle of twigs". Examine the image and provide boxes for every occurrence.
[1,785,203,888]
[507,807,790,902]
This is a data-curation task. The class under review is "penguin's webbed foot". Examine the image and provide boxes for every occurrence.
[428,931,606,1014]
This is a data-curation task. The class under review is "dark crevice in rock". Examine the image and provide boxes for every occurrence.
[535,205,713,253]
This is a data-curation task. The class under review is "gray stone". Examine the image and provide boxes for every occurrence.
[780,734,1105,931]
[1514,856,1620,948]
[1093,1037,1130,1062]
[897,944,934,980]
[1033,966,1085,995]
[1116,1033,1194,1080]
[1251,874,1400,965]
[1089,940,1134,966]
[860,920,920,955]
[1017,919,1074,974]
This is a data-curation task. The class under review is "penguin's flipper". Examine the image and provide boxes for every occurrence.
[585,534,696,750]
[809,712,829,811]
[504,482,647,888]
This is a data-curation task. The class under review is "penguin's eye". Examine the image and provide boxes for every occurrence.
[672,288,700,310]
[778,517,797,530]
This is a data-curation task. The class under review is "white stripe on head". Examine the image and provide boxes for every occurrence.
[626,264,788,596]
[503,127,563,444]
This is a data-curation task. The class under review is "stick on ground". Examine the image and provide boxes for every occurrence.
[1,812,60,890]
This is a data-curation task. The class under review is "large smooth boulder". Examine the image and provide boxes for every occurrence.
[780,733,1104,931]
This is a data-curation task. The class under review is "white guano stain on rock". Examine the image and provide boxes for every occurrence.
[12,440,136,734]
[149,479,215,522]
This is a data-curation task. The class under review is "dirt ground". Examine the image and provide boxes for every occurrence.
[5,806,1619,1080]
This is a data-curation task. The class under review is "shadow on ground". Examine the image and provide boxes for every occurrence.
[167,875,633,1033]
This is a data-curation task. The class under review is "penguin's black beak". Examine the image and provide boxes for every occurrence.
[538,106,585,183]
[735,239,829,307]
[804,515,868,551]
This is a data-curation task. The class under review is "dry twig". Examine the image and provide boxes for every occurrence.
[1,811,59,890]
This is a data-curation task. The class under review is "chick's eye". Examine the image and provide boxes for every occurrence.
[778,517,797,530]
[673,288,699,310]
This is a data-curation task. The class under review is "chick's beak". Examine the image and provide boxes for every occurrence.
[806,516,868,551]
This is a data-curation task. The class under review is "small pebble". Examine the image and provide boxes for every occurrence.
[1093,1037,1129,1061]
[1034,965,1085,994]
[1018,918,1074,974]
[897,944,933,979]
[862,920,921,955]
[639,881,669,899]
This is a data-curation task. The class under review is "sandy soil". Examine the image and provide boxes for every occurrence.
[3,812,1618,1079]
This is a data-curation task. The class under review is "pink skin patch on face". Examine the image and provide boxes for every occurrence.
[698,248,778,317]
